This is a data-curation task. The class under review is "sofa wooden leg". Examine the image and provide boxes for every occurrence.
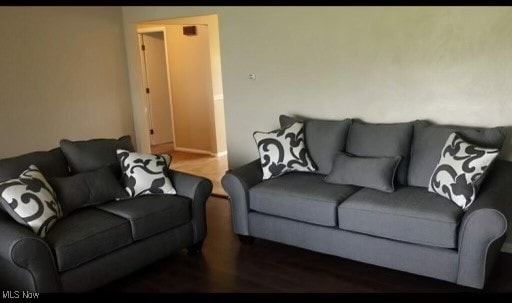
[238,235,255,245]
[187,240,204,255]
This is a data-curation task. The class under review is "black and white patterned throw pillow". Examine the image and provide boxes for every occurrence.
[0,165,62,237]
[117,149,176,197]
[253,122,316,180]
[428,132,499,210]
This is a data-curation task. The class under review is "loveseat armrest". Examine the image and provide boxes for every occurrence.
[0,213,60,292]
[170,170,212,243]
[456,160,512,289]
[221,159,263,235]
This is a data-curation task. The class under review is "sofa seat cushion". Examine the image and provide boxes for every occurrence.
[337,187,464,248]
[249,173,359,227]
[96,195,191,241]
[45,208,133,272]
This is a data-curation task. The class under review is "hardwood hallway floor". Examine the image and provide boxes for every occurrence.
[151,144,228,197]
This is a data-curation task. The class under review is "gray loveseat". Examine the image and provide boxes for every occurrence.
[222,117,511,289]
[0,137,212,292]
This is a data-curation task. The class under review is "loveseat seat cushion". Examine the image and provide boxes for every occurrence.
[96,195,191,241]
[45,208,133,272]
[407,120,505,188]
[337,186,464,248]
[345,120,414,185]
[249,173,359,227]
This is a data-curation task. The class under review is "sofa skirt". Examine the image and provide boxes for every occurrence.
[248,212,459,284]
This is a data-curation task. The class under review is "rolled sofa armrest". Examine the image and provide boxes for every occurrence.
[0,212,60,292]
[456,160,512,289]
[221,159,263,235]
[170,170,213,243]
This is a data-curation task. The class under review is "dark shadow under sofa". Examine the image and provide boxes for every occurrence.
[0,136,212,292]
[222,117,511,289]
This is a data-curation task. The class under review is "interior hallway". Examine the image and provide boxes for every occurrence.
[151,143,228,197]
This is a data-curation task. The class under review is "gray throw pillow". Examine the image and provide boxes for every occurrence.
[117,150,176,197]
[428,133,499,210]
[279,115,352,175]
[60,136,135,178]
[408,120,505,188]
[254,121,316,180]
[325,153,402,193]
[0,165,63,237]
[49,166,129,216]
[345,120,413,185]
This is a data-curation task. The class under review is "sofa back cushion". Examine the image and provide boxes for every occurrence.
[0,148,70,183]
[345,120,414,185]
[279,115,352,175]
[60,136,134,178]
[408,121,505,188]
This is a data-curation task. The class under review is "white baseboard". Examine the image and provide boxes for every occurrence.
[173,147,216,157]
[216,151,227,157]
[501,242,512,253]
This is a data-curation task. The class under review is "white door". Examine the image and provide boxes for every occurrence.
[139,32,173,146]
[166,25,216,153]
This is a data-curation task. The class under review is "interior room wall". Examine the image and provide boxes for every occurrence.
[122,6,512,251]
[123,6,512,165]
[0,6,134,158]
[164,24,216,153]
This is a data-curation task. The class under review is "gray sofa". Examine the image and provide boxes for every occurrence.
[0,138,212,292]
[222,117,511,289]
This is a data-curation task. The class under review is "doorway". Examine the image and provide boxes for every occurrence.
[137,17,227,157]
[138,29,174,150]
[136,15,228,197]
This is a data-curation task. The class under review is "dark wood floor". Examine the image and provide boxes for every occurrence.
[98,196,512,293]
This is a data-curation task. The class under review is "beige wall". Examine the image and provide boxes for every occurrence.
[122,6,512,166]
[0,6,134,158]
[165,24,215,153]
[135,15,227,155]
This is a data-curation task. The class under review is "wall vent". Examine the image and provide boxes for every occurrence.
[183,26,197,36]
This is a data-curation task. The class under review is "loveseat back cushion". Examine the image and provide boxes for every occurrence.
[0,148,70,183]
[408,121,505,188]
[45,208,132,272]
[96,194,191,241]
[279,115,352,175]
[60,136,134,178]
[345,120,414,185]
[337,186,464,249]
[249,172,359,227]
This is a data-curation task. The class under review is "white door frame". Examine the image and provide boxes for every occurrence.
[137,26,176,149]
